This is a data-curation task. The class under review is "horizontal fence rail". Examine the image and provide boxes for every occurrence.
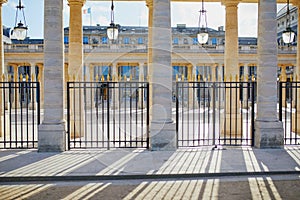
[176,81,256,147]
[67,81,149,149]
[279,81,300,145]
[0,81,40,149]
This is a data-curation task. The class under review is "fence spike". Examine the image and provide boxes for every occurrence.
[8,74,11,82]
[31,73,35,81]
[245,74,249,82]
[95,75,99,82]
[290,74,293,82]
[181,74,184,81]
[73,74,76,82]
[124,75,127,81]
[241,75,244,81]
[235,74,238,82]
[130,74,132,81]
[1,74,5,81]
[229,74,232,82]
[20,74,23,82]
[251,74,255,82]
[101,75,104,82]
[176,74,178,82]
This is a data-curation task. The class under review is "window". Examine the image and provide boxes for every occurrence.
[193,38,198,45]
[211,38,217,45]
[64,36,69,44]
[138,37,143,44]
[83,36,89,44]
[101,37,108,44]
[183,38,188,44]
[124,37,130,44]
[173,38,179,44]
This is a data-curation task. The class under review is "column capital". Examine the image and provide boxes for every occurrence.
[0,0,7,6]
[222,0,239,7]
[68,0,85,6]
[146,0,153,7]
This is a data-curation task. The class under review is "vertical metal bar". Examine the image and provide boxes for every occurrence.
[212,82,216,145]
[251,81,255,147]
[146,82,150,149]
[67,82,71,150]
[176,82,179,148]
[2,82,6,148]
[107,82,110,150]
[279,81,283,121]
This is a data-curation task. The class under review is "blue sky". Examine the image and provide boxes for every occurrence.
[2,0,285,39]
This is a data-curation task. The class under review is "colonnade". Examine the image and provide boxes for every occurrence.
[0,0,299,150]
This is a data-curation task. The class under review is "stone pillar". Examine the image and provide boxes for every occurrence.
[36,63,44,109]
[12,64,20,109]
[38,0,66,152]
[146,0,153,117]
[68,0,85,139]
[255,0,284,148]
[224,0,239,77]
[29,63,36,109]
[138,62,145,109]
[151,0,175,150]
[222,0,242,137]
[68,0,85,79]
[83,63,93,109]
[292,0,300,134]
[242,63,249,108]
[111,63,119,109]
[280,65,287,107]
[0,0,7,137]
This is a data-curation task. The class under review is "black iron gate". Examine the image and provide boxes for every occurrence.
[176,81,256,147]
[279,81,300,145]
[67,81,149,149]
[0,81,40,149]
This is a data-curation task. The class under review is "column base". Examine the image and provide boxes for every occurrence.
[254,120,284,149]
[150,122,176,151]
[292,113,300,135]
[38,122,66,152]
[220,113,243,138]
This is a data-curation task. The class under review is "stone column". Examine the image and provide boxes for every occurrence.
[241,63,248,108]
[36,63,44,109]
[280,65,287,107]
[221,0,242,137]
[151,0,175,150]
[138,62,145,109]
[292,0,300,134]
[146,0,153,117]
[84,63,93,109]
[29,63,36,109]
[0,0,7,137]
[255,0,284,148]
[111,63,119,109]
[68,0,85,139]
[38,0,66,152]
[68,0,85,79]
[224,0,239,77]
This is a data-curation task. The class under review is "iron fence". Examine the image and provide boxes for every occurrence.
[176,81,256,147]
[279,81,300,145]
[67,81,149,149]
[0,81,40,149]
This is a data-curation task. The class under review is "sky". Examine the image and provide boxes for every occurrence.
[2,0,285,39]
